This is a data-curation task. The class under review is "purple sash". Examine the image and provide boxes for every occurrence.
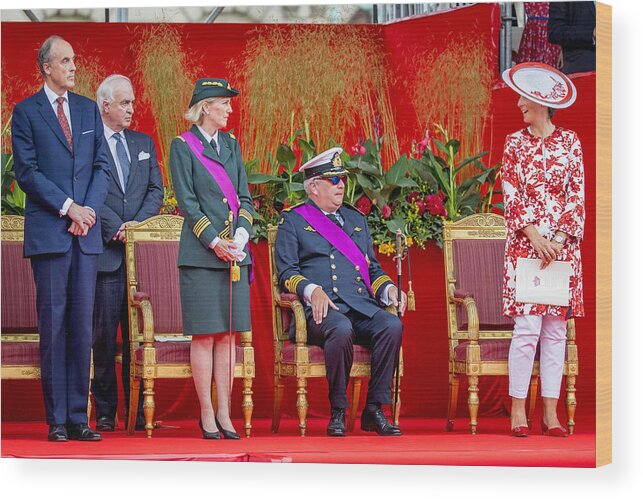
[294,204,373,296]
[181,131,239,218]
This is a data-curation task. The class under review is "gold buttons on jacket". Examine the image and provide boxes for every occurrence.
[356,276,361,282]
[332,275,337,281]
[222,197,227,203]
[358,288,363,293]
[224,220,230,226]
[355,265,360,271]
[333,287,338,293]
[330,254,335,260]
[331,264,336,270]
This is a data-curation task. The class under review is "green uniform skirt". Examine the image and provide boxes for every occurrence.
[179,265,251,335]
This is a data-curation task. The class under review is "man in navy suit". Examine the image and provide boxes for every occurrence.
[92,74,164,432]
[275,148,406,437]
[12,35,110,442]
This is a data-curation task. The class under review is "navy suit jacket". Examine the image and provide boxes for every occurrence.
[98,128,164,273]
[12,88,110,257]
[548,1,596,74]
[275,200,394,318]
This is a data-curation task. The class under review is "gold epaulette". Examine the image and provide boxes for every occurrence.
[282,202,304,213]
[372,275,393,296]
[175,135,186,142]
[193,216,211,238]
[285,275,306,294]
[228,131,236,140]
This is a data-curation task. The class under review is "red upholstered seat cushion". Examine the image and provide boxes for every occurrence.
[133,242,182,335]
[134,342,246,364]
[1,241,38,334]
[452,239,514,331]
[1,341,40,365]
[453,339,566,362]
[280,343,372,364]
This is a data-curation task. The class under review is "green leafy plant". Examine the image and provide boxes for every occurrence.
[1,116,25,215]
[417,123,500,221]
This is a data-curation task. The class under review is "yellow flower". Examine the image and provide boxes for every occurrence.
[406,237,413,247]
[378,242,395,256]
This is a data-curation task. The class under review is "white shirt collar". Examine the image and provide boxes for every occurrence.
[103,123,124,141]
[196,125,219,145]
[43,83,69,105]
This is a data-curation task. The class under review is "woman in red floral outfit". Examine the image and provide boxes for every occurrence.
[501,63,585,437]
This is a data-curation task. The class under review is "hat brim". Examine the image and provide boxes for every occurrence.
[501,62,576,109]
[189,88,239,108]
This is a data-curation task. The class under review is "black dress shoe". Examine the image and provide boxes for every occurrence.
[48,424,68,442]
[199,419,221,440]
[96,416,115,432]
[215,417,240,440]
[360,406,402,436]
[67,423,102,441]
[327,408,346,437]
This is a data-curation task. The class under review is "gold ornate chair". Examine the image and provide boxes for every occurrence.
[1,215,93,418]
[443,213,578,434]
[267,225,403,436]
[124,215,255,437]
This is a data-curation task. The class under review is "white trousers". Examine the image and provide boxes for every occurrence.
[508,314,567,399]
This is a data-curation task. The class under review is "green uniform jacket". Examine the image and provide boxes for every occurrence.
[169,125,254,269]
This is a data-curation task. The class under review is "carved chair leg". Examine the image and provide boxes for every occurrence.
[446,373,459,432]
[390,379,401,427]
[272,374,284,433]
[296,377,308,437]
[527,375,539,430]
[127,375,141,434]
[468,375,479,435]
[348,378,362,432]
[566,374,577,435]
[242,374,253,438]
[143,376,155,438]
[211,382,218,418]
[87,393,93,422]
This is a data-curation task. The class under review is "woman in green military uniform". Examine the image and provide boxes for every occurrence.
[169,78,254,440]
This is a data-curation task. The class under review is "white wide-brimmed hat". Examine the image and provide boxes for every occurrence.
[501,62,577,109]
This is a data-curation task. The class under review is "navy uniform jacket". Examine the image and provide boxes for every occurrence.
[169,125,254,269]
[98,128,164,272]
[275,200,393,318]
[12,88,110,256]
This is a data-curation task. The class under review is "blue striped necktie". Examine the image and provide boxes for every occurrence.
[112,133,130,188]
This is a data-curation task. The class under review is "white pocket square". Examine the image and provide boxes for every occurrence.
[81,130,94,135]
[138,151,150,160]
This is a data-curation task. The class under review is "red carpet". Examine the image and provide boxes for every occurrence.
[1,417,596,467]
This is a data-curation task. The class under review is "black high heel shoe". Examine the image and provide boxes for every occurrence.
[199,419,221,440]
[215,417,240,440]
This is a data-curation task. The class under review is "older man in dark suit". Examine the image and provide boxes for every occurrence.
[92,74,164,432]
[275,148,406,437]
[12,35,110,442]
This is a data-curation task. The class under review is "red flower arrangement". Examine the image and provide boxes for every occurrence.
[355,196,372,215]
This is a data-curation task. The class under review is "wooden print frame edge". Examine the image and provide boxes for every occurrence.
[596,1,612,467]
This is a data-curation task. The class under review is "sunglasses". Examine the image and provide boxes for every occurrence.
[318,175,347,186]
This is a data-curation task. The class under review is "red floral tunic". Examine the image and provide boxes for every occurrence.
[501,127,585,318]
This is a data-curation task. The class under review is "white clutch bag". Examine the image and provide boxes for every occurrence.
[515,257,573,306]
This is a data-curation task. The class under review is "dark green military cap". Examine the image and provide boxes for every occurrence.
[189,78,239,107]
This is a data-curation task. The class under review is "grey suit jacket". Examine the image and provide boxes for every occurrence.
[97,128,164,273]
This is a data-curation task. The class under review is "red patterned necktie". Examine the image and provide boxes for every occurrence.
[56,97,73,151]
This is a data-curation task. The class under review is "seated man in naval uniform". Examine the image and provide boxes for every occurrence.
[274,147,406,437]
